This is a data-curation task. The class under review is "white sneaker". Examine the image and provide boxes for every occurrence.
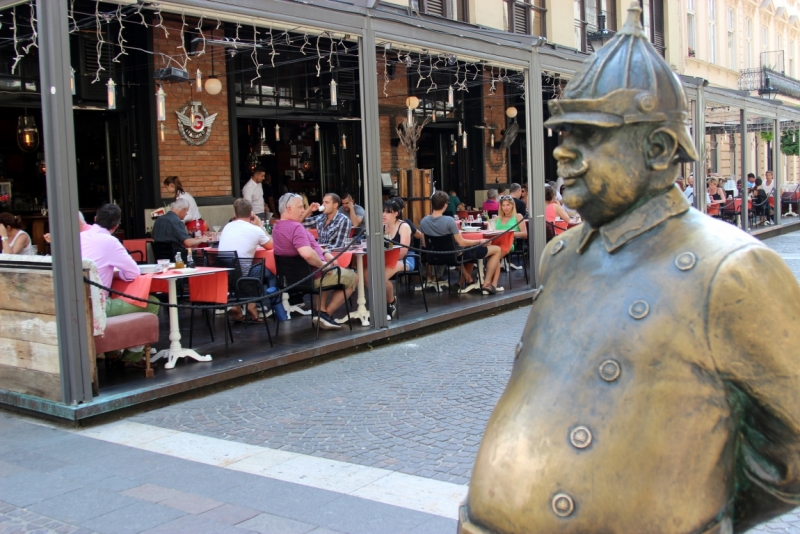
[319,312,341,330]
[508,263,522,270]
[496,286,505,292]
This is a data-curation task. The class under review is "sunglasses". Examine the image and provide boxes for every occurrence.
[499,195,513,201]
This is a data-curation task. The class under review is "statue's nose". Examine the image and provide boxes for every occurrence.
[553,145,578,163]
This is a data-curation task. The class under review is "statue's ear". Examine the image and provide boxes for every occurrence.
[644,127,679,171]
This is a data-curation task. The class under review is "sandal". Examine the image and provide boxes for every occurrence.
[481,285,497,295]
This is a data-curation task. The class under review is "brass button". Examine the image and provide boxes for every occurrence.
[675,252,696,271]
[551,493,575,517]
[628,300,649,320]
[569,426,592,449]
[551,240,565,255]
[598,359,621,382]
[514,341,523,360]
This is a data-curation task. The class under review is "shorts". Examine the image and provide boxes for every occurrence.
[461,246,488,262]
[398,256,416,271]
[314,266,356,290]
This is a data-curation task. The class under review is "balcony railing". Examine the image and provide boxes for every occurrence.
[738,50,800,99]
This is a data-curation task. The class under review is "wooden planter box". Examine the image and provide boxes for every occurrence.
[397,168,432,228]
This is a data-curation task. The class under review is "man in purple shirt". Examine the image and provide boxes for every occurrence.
[273,193,355,329]
[81,204,159,363]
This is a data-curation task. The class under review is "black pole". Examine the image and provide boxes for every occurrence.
[37,0,92,404]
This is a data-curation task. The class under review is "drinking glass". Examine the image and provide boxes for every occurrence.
[157,259,170,272]
[212,225,221,233]
[30,245,38,255]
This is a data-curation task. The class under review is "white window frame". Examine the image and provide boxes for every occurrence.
[727,7,735,70]
[687,0,696,56]
[708,0,717,64]
[746,18,753,68]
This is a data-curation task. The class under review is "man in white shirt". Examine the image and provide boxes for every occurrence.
[241,166,274,220]
[219,198,275,322]
[763,170,775,197]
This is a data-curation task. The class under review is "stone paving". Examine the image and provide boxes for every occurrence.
[132,309,522,486]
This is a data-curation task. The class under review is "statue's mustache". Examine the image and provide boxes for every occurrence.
[558,160,589,179]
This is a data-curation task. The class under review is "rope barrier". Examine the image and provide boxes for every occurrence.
[82,220,526,308]
[82,231,364,310]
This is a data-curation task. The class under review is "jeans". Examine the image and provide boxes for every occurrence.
[248,263,277,292]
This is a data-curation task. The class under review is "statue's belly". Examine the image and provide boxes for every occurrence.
[466,349,734,534]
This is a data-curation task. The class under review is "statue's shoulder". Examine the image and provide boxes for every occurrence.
[678,208,766,257]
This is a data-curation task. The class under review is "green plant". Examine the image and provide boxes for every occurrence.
[760,131,774,143]
[780,130,800,156]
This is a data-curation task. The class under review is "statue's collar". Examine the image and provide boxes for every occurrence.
[576,186,690,254]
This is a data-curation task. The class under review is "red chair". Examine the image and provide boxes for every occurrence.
[706,203,721,217]
[554,220,569,234]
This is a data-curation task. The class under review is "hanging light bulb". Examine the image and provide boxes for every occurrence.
[547,128,553,138]
[490,133,495,147]
[462,130,467,149]
[407,108,413,125]
[247,150,259,172]
[156,85,166,122]
[452,137,458,155]
[205,76,222,95]
[447,86,454,108]
[17,115,39,152]
[70,68,76,96]
[458,121,462,137]
[160,122,165,143]
[342,134,347,150]
[275,123,281,142]
[431,110,436,123]
[314,123,320,142]
[107,79,116,110]
[330,79,338,106]
[195,69,203,92]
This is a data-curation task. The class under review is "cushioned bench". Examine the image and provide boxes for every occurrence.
[94,312,160,378]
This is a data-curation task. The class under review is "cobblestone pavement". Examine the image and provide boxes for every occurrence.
[0,501,94,534]
[133,309,523,486]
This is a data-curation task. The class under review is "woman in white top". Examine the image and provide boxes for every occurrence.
[0,212,35,255]
[164,176,202,222]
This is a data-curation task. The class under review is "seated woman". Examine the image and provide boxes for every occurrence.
[707,177,727,204]
[382,199,414,320]
[544,185,572,224]
[752,177,774,225]
[494,193,527,243]
[0,212,35,255]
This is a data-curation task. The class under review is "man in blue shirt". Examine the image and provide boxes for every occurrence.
[303,193,352,248]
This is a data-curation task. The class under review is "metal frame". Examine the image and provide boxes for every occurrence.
[527,50,546,286]
[741,106,749,232]
[37,0,93,404]
[774,116,782,227]
[358,21,387,330]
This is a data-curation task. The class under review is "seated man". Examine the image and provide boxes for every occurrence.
[273,193,356,330]
[218,198,276,322]
[152,197,209,255]
[422,190,503,295]
[301,193,352,248]
[80,203,159,365]
[482,189,499,213]
[339,192,366,230]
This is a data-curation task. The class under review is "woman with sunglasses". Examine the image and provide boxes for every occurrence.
[494,196,527,255]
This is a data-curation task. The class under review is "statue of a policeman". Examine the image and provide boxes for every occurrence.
[460,3,800,534]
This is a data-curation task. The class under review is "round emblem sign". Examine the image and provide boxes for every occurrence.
[175,102,218,146]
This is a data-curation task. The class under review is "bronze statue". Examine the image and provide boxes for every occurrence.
[460,3,800,533]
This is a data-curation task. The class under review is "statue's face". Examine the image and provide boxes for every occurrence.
[554,124,650,227]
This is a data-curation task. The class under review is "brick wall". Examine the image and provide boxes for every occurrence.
[153,19,231,199]
[484,78,508,185]
[377,62,413,173]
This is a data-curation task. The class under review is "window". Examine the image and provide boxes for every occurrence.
[687,0,696,56]
[505,0,546,38]
[791,41,795,78]
[639,0,665,56]
[417,0,469,21]
[746,17,753,68]
[599,0,617,31]
[573,0,597,52]
[762,26,768,54]
[727,8,735,69]
[708,0,716,64]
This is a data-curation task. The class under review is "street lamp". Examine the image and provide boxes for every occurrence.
[587,13,615,52]
[759,75,778,99]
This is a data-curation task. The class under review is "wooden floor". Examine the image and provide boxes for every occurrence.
[2,268,534,421]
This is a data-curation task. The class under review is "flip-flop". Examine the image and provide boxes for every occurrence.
[234,316,264,323]
[481,285,497,295]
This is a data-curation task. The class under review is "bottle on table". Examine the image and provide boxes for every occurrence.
[194,220,202,238]
[186,248,195,268]
[174,251,184,269]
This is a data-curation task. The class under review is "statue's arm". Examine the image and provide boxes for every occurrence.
[707,245,800,531]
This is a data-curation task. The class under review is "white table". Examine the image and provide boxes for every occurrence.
[149,267,229,369]
[336,249,370,327]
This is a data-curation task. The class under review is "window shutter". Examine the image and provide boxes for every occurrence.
[652,0,666,56]
[422,0,445,16]
[513,2,530,34]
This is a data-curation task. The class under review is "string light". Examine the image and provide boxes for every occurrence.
[250,23,262,87]
[70,67,76,95]
[458,121,462,136]
[195,68,202,92]
[22,1,37,55]
[341,134,347,150]
[447,85,454,108]
[462,130,467,149]
[330,79,338,106]
[274,123,280,142]
[156,85,166,121]
[314,123,320,142]
[92,2,105,83]
[10,8,23,75]
[107,78,116,110]
[112,5,127,63]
